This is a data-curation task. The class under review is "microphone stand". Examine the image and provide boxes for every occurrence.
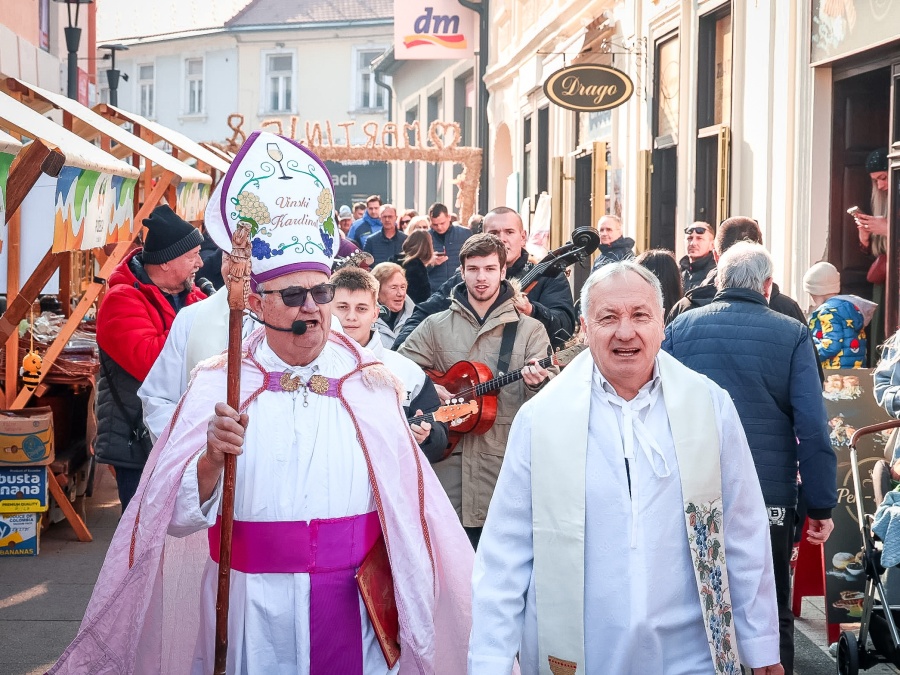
[213,222,251,674]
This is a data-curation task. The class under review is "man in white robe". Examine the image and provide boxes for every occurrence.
[469,262,782,675]
[50,132,475,675]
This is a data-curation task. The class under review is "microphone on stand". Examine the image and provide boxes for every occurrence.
[197,277,216,296]
[248,312,308,335]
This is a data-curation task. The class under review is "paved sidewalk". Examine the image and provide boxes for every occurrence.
[1,469,898,675]
[0,467,120,675]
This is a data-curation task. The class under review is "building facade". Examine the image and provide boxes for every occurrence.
[472,0,899,330]
[0,0,97,99]
[97,0,394,207]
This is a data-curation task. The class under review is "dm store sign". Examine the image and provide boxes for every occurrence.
[395,1,476,60]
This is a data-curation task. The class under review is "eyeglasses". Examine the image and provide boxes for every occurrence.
[399,219,411,226]
[684,226,709,235]
[258,283,335,307]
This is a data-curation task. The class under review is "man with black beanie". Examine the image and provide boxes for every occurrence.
[95,204,206,511]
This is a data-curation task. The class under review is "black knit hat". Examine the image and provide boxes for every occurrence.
[141,205,204,265]
[866,148,888,174]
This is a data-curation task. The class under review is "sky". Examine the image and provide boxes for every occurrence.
[96,0,252,42]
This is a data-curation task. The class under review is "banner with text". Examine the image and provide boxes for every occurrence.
[394,0,476,60]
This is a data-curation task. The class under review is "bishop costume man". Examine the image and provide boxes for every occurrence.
[468,262,782,675]
[50,133,475,675]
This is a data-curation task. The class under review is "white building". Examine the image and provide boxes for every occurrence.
[96,0,394,206]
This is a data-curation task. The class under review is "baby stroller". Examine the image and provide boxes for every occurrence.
[837,418,900,674]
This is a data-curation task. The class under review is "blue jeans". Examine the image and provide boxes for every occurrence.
[115,467,143,513]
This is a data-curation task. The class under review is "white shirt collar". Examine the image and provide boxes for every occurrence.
[592,358,662,405]
[256,337,322,378]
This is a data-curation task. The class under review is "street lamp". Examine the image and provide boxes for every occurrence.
[53,0,94,100]
[99,44,129,107]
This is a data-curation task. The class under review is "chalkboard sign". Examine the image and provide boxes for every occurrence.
[822,369,893,626]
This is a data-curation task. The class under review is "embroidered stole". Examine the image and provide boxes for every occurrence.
[531,350,739,675]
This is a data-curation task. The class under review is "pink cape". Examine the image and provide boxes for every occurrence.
[48,330,476,674]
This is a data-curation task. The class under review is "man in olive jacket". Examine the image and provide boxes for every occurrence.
[399,234,554,549]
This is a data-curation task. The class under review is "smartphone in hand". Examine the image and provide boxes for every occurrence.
[847,206,861,216]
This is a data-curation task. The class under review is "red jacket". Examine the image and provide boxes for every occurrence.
[96,249,206,381]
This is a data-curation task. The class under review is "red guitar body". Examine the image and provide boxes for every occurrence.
[426,361,497,453]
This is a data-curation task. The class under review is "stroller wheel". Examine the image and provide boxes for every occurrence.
[837,631,860,675]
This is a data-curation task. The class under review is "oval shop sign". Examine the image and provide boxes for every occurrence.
[543,64,634,112]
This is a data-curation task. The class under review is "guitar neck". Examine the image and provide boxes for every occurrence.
[407,412,434,426]
[474,353,555,396]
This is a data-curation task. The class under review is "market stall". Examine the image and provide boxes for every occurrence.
[0,90,142,544]
[0,82,217,545]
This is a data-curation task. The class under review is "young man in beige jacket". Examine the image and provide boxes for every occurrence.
[399,233,554,549]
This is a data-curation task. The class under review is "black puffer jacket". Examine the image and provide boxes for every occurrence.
[590,236,635,271]
[679,252,716,292]
[96,349,152,469]
[392,253,576,349]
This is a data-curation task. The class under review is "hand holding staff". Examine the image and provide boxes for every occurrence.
[213,222,251,674]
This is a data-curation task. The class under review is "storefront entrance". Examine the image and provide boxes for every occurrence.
[827,48,900,353]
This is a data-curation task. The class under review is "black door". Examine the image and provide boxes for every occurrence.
[650,146,678,251]
[830,68,890,301]
[572,153,594,303]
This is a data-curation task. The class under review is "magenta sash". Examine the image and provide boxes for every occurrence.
[208,511,382,674]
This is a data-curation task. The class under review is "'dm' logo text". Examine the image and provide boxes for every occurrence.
[404,7,467,50]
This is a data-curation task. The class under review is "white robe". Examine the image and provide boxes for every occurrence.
[168,338,398,675]
[468,363,779,674]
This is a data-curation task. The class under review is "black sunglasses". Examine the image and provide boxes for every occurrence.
[399,219,411,225]
[258,283,335,307]
[684,226,710,235]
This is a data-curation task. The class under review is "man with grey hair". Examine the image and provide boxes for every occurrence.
[590,214,635,270]
[663,242,836,675]
[470,260,783,674]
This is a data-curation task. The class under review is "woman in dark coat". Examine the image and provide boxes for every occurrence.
[401,229,435,304]
[635,249,684,319]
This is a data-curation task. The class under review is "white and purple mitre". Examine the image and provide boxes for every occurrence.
[204,131,337,284]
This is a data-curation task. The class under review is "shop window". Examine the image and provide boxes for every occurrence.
[357,49,386,111]
[537,106,549,195]
[454,72,475,147]
[138,63,155,119]
[185,58,204,115]
[427,91,443,207]
[522,115,532,203]
[265,52,294,114]
[650,33,680,251]
[405,106,418,207]
[695,6,732,225]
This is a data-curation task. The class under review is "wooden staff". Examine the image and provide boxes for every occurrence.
[214,222,251,674]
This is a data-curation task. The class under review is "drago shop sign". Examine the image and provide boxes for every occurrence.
[543,64,634,113]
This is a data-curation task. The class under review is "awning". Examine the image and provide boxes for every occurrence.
[4,78,213,224]
[97,104,231,175]
[0,90,140,252]
[3,79,211,186]
[0,128,22,156]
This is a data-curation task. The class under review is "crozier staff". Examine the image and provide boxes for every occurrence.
[469,261,782,674]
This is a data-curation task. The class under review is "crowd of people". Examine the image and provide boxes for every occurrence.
[51,134,900,675]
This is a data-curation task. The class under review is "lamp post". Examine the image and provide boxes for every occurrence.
[99,44,129,107]
[53,0,94,100]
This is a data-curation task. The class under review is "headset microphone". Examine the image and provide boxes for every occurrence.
[248,312,308,335]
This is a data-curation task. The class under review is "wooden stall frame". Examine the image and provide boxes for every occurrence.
[0,86,197,541]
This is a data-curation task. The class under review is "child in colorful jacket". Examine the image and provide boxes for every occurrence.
[803,262,878,369]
